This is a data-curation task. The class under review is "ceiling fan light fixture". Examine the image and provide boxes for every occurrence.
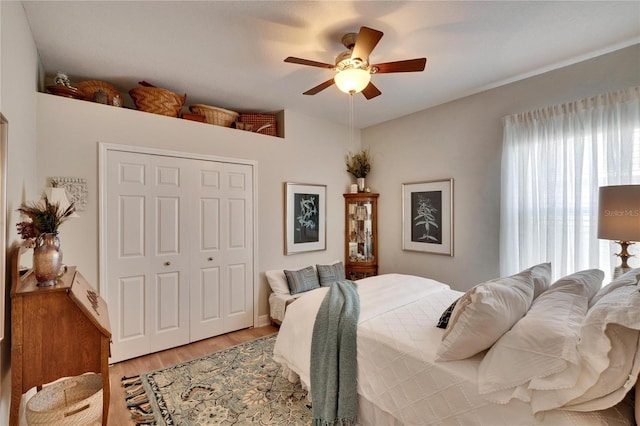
[334,68,371,94]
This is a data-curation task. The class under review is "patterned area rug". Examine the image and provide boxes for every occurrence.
[122,334,311,425]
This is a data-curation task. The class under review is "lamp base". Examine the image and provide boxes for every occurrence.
[613,265,632,279]
[612,240,634,279]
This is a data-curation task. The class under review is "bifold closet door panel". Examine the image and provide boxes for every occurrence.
[189,160,254,341]
[105,151,190,362]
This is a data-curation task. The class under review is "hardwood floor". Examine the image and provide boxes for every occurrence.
[107,325,279,424]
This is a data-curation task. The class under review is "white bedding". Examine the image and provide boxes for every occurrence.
[272,273,636,425]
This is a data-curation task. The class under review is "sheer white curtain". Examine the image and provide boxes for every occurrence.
[500,86,640,282]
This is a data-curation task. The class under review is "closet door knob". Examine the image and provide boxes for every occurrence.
[164,261,171,266]
[208,257,213,261]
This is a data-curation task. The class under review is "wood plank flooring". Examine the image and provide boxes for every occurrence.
[107,325,279,424]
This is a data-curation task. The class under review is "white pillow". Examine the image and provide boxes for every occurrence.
[478,269,604,403]
[435,268,535,361]
[560,281,640,412]
[265,269,291,294]
[589,268,640,307]
[528,262,552,300]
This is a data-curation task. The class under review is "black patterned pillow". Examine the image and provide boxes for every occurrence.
[284,266,320,295]
[437,298,459,329]
[317,262,346,287]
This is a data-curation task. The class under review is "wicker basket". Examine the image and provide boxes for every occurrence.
[26,374,103,425]
[76,80,122,106]
[189,104,239,127]
[129,86,186,117]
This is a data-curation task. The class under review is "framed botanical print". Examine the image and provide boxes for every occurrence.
[402,178,453,256]
[284,182,326,255]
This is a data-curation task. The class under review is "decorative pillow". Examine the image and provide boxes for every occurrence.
[265,269,292,295]
[284,266,320,295]
[527,262,552,300]
[589,268,640,308]
[435,268,535,361]
[477,269,604,403]
[317,261,346,287]
[436,298,459,329]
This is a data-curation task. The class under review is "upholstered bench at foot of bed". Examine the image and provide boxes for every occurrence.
[269,292,303,325]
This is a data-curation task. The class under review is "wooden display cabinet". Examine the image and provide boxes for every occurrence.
[10,243,111,426]
[344,193,379,280]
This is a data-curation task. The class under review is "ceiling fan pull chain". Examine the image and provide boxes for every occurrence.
[349,93,355,152]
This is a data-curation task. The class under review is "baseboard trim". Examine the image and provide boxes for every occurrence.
[257,314,271,328]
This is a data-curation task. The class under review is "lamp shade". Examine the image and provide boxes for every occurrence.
[44,187,80,218]
[334,68,371,94]
[597,185,640,241]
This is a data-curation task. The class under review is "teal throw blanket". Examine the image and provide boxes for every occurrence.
[310,280,360,426]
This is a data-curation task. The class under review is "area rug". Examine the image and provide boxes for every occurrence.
[122,334,311,425]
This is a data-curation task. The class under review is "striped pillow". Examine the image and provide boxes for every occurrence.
[284,266,320,295]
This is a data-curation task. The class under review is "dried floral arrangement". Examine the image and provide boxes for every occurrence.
[345,149,372,179]
[16,196,76,240]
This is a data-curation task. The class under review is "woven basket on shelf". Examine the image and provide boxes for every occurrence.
[26,373,103,425]
[129,86,186,117]
[189,104,239,127]
[76,80,122,106]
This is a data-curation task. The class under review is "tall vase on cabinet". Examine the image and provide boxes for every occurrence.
[33,233,63,286]
[16,186,77,287]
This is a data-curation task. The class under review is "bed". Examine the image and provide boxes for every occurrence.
[272,269,640,425]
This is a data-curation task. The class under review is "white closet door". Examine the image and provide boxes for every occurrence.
[106,150,190,362]
[188,160,253,341]
[104,147,255,362]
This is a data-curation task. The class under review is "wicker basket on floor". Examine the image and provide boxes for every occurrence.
[26,374,103,425]
[76,80,122,106]
[189,104,239,127]
[129,86,186,117]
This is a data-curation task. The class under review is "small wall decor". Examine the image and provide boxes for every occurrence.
[50,177,88,211]
[284,182,326,255]
[402,178,454,256]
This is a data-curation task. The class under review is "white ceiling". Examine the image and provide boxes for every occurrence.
[22,1,640,128]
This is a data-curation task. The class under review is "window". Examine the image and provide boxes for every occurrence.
[500,87,640,282]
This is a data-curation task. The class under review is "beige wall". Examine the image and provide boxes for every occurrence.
[363,44,640,292]
[0,0,41,421]
[35,95,355,324]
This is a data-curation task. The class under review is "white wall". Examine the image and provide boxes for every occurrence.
[0,0,40,421]
[35,95,356,321]
[363,44,640,292]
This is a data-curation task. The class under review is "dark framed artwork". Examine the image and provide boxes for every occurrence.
[402,179,453,255]
[284,182,326,255]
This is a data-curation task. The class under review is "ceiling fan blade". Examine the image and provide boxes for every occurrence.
[351,27,383,61]
[284,57,334,69]
[372,58,427,73]
[303,79,336,95]
[361,82,382,100]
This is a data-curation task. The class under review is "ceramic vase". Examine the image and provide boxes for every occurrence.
[33,233,63,286]
[357,177,365,192]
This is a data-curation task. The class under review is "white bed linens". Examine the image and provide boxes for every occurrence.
[273,274,636,425]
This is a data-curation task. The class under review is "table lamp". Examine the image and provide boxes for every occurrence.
[597,185,640,278]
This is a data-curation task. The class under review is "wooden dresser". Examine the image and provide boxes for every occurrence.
[10,244,111,425]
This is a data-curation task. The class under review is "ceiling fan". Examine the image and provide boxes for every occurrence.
[284,26,426,100]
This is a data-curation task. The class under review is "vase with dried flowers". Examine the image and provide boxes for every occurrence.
[345,149,372,192]
[17,195,76,286]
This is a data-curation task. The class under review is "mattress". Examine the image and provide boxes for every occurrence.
[273,273,635,425]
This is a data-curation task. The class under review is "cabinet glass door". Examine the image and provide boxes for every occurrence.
[347,200,374,263]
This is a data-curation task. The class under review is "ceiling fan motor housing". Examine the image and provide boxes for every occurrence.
[335,50,369,72]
